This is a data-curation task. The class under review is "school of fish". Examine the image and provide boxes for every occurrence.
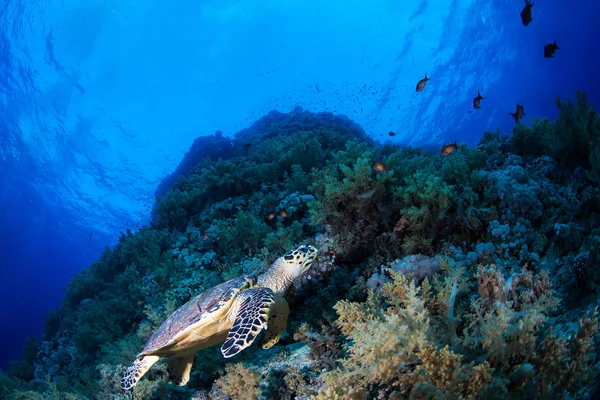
[372,0,559,172]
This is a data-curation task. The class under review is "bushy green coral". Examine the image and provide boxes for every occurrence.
[310,140,392,226]
[509,118,551,159]
[395,171,453,253]
[506,91,600,184]
[154,113,370,232]
[309,140,397,260]
[476,129,510,168]
[546,91,600,178]
[221,211,271,254]
[384,146,435,183]
[154,158,274,231]
[251,130,328,176]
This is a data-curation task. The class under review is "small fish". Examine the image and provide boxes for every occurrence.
[243,143,252,148]
[388,131,396,137]
[279,210,288,218]
[356,188,377,199]
[520,0,533,26]
[225,225,231,231]
[203,234,209,241]
[315,83,320,92]
[544,41,560,58]
[509,104,526,124]
[441,142,457,156]
[89,230,93,242]
[415,73,430,92]
[473,91,484,109]
[372,161,388,172]
[267,212,276,221]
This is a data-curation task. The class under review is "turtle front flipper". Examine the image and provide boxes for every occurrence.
[221,288,275,358]
[262,296,290,349]
[121,355,160,390]
[168,354,195,386]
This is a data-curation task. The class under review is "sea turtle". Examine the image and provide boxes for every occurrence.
[121,244,318,390]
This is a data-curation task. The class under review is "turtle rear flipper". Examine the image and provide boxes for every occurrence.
[121,355,160,390]
[168,354,195,386]
[262,296,290,349]
[221,288,275,358]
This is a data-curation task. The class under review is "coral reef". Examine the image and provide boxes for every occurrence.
[2,95,600,400]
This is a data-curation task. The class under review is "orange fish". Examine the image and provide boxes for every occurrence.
[441,142,457,156]
[520,0,533,26]
[279,210,288,218]
[372,161,388,172]
[509,104,526,124]
[473,91,484,109]
[203,234,209,241]
[415,73,430,92]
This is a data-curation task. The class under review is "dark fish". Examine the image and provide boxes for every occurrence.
[441,142,457,156]
[520,0,533,26]
[89,230,93,242]
[388,131,396,136]
[473,91,484,109]
[416,73,430,92]
[243,143,252,148]
[509,104,526,124]
[544,41,560,58]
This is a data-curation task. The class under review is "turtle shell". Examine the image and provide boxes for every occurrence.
[141,274,256,354]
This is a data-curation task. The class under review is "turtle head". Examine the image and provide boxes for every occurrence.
[260,245,318,293]
[282,244,318,277]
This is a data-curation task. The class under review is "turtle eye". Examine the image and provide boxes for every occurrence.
[284,251,294,261]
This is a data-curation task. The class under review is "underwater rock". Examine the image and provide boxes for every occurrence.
[384,254,442,283]
[155,130,237,198]
[5,97,600,399]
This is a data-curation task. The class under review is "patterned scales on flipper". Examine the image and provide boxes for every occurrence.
[221,288,275,358]
[121,355,160,390]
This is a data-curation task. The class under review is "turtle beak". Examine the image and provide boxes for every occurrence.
[301,245,318,272]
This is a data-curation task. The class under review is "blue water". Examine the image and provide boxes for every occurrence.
[0,0,598,370]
